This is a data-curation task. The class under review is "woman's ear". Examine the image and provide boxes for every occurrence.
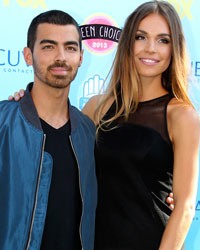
[23,47,33,66]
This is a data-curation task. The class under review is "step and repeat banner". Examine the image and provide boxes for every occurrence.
[0,0,200,248]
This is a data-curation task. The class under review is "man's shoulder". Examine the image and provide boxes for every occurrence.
[69,104,95,124]
[0,100,20,128]
[0,99,19,112]
[69,104,95,133]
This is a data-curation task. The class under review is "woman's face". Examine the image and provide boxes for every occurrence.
[133,13,172,82]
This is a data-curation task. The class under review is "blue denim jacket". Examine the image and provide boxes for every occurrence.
[0,83,97,250]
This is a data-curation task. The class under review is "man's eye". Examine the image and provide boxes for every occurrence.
[43,45,53,49]
[67,46,77,51]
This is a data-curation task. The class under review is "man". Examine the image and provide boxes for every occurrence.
[0,10,97,250]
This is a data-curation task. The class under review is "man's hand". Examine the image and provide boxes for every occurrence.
[8,89,25,101]
[166,192,174,210]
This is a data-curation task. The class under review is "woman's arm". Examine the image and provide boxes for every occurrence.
[82,95,100,124]
[82,94,113,125]
[159,102,200,250]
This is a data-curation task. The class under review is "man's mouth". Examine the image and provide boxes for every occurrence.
[48,64,72,75]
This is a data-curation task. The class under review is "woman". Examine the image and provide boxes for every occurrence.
[82,1,199,249]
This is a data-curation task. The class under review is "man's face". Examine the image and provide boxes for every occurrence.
[25,23,83,89]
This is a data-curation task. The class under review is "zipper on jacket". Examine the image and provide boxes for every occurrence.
[25,134,46,250]
[69,135,84,250]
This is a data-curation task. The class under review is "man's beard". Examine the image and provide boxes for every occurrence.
[33,59,78,89]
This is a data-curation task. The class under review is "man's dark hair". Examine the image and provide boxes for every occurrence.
[27,10,82,52]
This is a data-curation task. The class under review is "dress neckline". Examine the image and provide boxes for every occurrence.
[139,93,170,104]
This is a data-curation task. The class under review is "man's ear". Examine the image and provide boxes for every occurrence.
[78,49,84,67]
[23,47,33,66]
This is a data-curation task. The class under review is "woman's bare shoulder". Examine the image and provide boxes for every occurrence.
[168,98,199,122]
[167,98,200,142]
[82,94,114,124]
[81,95,101,122]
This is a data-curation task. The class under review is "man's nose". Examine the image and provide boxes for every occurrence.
[55,47,66,61]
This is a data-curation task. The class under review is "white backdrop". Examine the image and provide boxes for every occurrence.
[0,0,200,248]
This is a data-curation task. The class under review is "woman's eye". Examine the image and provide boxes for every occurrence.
[159,38,170,44]
[135,35,145,40]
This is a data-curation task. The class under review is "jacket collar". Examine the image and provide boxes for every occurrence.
[20,82,42,131]
[20,82,80,132]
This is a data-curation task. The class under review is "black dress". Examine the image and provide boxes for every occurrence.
[94,94,185,250]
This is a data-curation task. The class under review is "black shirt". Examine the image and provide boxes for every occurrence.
[94,94,175,250]
[40,119,82,250]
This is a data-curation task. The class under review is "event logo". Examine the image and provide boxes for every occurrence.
[79,74,105,109]
[0,48,33,74]
[191,61,200,80]
[3,0,47,9]
[196,200,200,211]
[193,200,200,221]
[168,0,194,19]
[80,13,122,55]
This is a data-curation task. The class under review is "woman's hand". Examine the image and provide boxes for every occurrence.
[8,89,25,101]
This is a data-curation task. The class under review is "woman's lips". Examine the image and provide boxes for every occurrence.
[139,58,159,65]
